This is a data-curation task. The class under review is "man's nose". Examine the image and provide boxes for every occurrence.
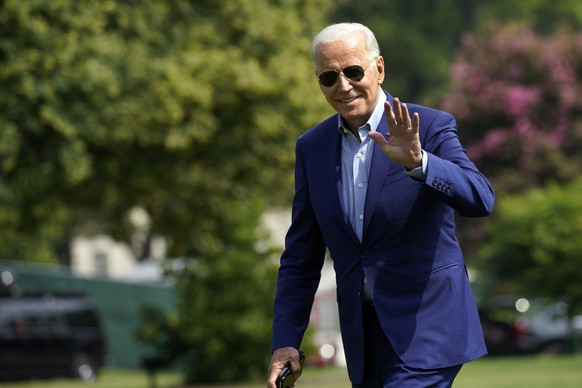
[336,72,353,91]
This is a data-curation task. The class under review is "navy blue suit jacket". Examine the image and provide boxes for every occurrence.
[272,91,495,383]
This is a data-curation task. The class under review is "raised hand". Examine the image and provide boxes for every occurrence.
[368,97,423,170]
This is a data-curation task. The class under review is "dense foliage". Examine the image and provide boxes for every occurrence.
[0,0,332,264]
[136,251,278,382]
[477,177,582,312]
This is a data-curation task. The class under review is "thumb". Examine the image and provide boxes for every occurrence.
[368,130,389,144]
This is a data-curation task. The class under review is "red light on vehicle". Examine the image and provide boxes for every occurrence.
[11,318,25,334]
[514,319,528,341]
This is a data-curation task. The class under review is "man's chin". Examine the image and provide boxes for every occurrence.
[339,110,366,128]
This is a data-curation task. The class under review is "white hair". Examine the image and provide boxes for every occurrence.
[311,23,380,70]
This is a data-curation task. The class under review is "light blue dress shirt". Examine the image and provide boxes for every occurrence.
[338,93,386,243]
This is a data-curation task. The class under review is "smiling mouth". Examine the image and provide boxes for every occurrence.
[339,96,359,103]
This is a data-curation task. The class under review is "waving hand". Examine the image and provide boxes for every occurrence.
[368,97,423,170]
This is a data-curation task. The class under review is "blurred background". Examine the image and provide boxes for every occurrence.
[1,0,582,385]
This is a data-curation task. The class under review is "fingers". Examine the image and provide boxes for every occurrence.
[368,130,389,147]
[396,99,411,129]
[267,347,299,388]
[392,97,409,128]
[385,98,419,131]
[401,102,412,129]
[384,99,398,127]
[412,111,420,130]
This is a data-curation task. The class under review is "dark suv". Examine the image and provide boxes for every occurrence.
[0,292,107,382]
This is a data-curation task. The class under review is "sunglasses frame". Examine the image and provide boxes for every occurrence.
[317,57,377,88]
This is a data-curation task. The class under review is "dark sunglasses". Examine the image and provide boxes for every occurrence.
[317,57,377,87]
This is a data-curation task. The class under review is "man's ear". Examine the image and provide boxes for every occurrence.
[376,56,386,84]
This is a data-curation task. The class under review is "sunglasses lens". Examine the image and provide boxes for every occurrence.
[319,71,338,87]
[318,64,368,87]
[344,66,365,81]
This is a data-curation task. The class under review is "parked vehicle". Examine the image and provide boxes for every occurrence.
[479,307,519,356]
[478,295,520,356]
[479,295,582,356]
[0,292,107,382]
[514,298,582,354]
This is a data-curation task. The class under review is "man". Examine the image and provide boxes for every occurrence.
[267,23,494,388]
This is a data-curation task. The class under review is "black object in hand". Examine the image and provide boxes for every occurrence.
[275,350,305,388]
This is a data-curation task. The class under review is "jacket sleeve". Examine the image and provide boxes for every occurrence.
[271,138,326,351]
[421,110,495,218]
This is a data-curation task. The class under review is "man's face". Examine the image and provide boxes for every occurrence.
[315,38,385,131]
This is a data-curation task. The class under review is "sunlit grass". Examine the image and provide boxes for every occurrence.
[454,354,582,388]
[0,368,181,388]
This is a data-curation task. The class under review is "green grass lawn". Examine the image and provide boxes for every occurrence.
[1,355,581,387]
[297,355,582,388]
[454,354,582,388]
[0,369,182,388]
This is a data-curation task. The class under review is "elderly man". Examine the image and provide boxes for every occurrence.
[267,23,494,388]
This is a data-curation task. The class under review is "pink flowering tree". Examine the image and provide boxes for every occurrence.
[443,23,582,193]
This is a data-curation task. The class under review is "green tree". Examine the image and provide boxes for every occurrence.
[0,0,332,263]
[475,0,582,35]
[477,177,582,313]
[137,248,279,383]
[1,0,333,383]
